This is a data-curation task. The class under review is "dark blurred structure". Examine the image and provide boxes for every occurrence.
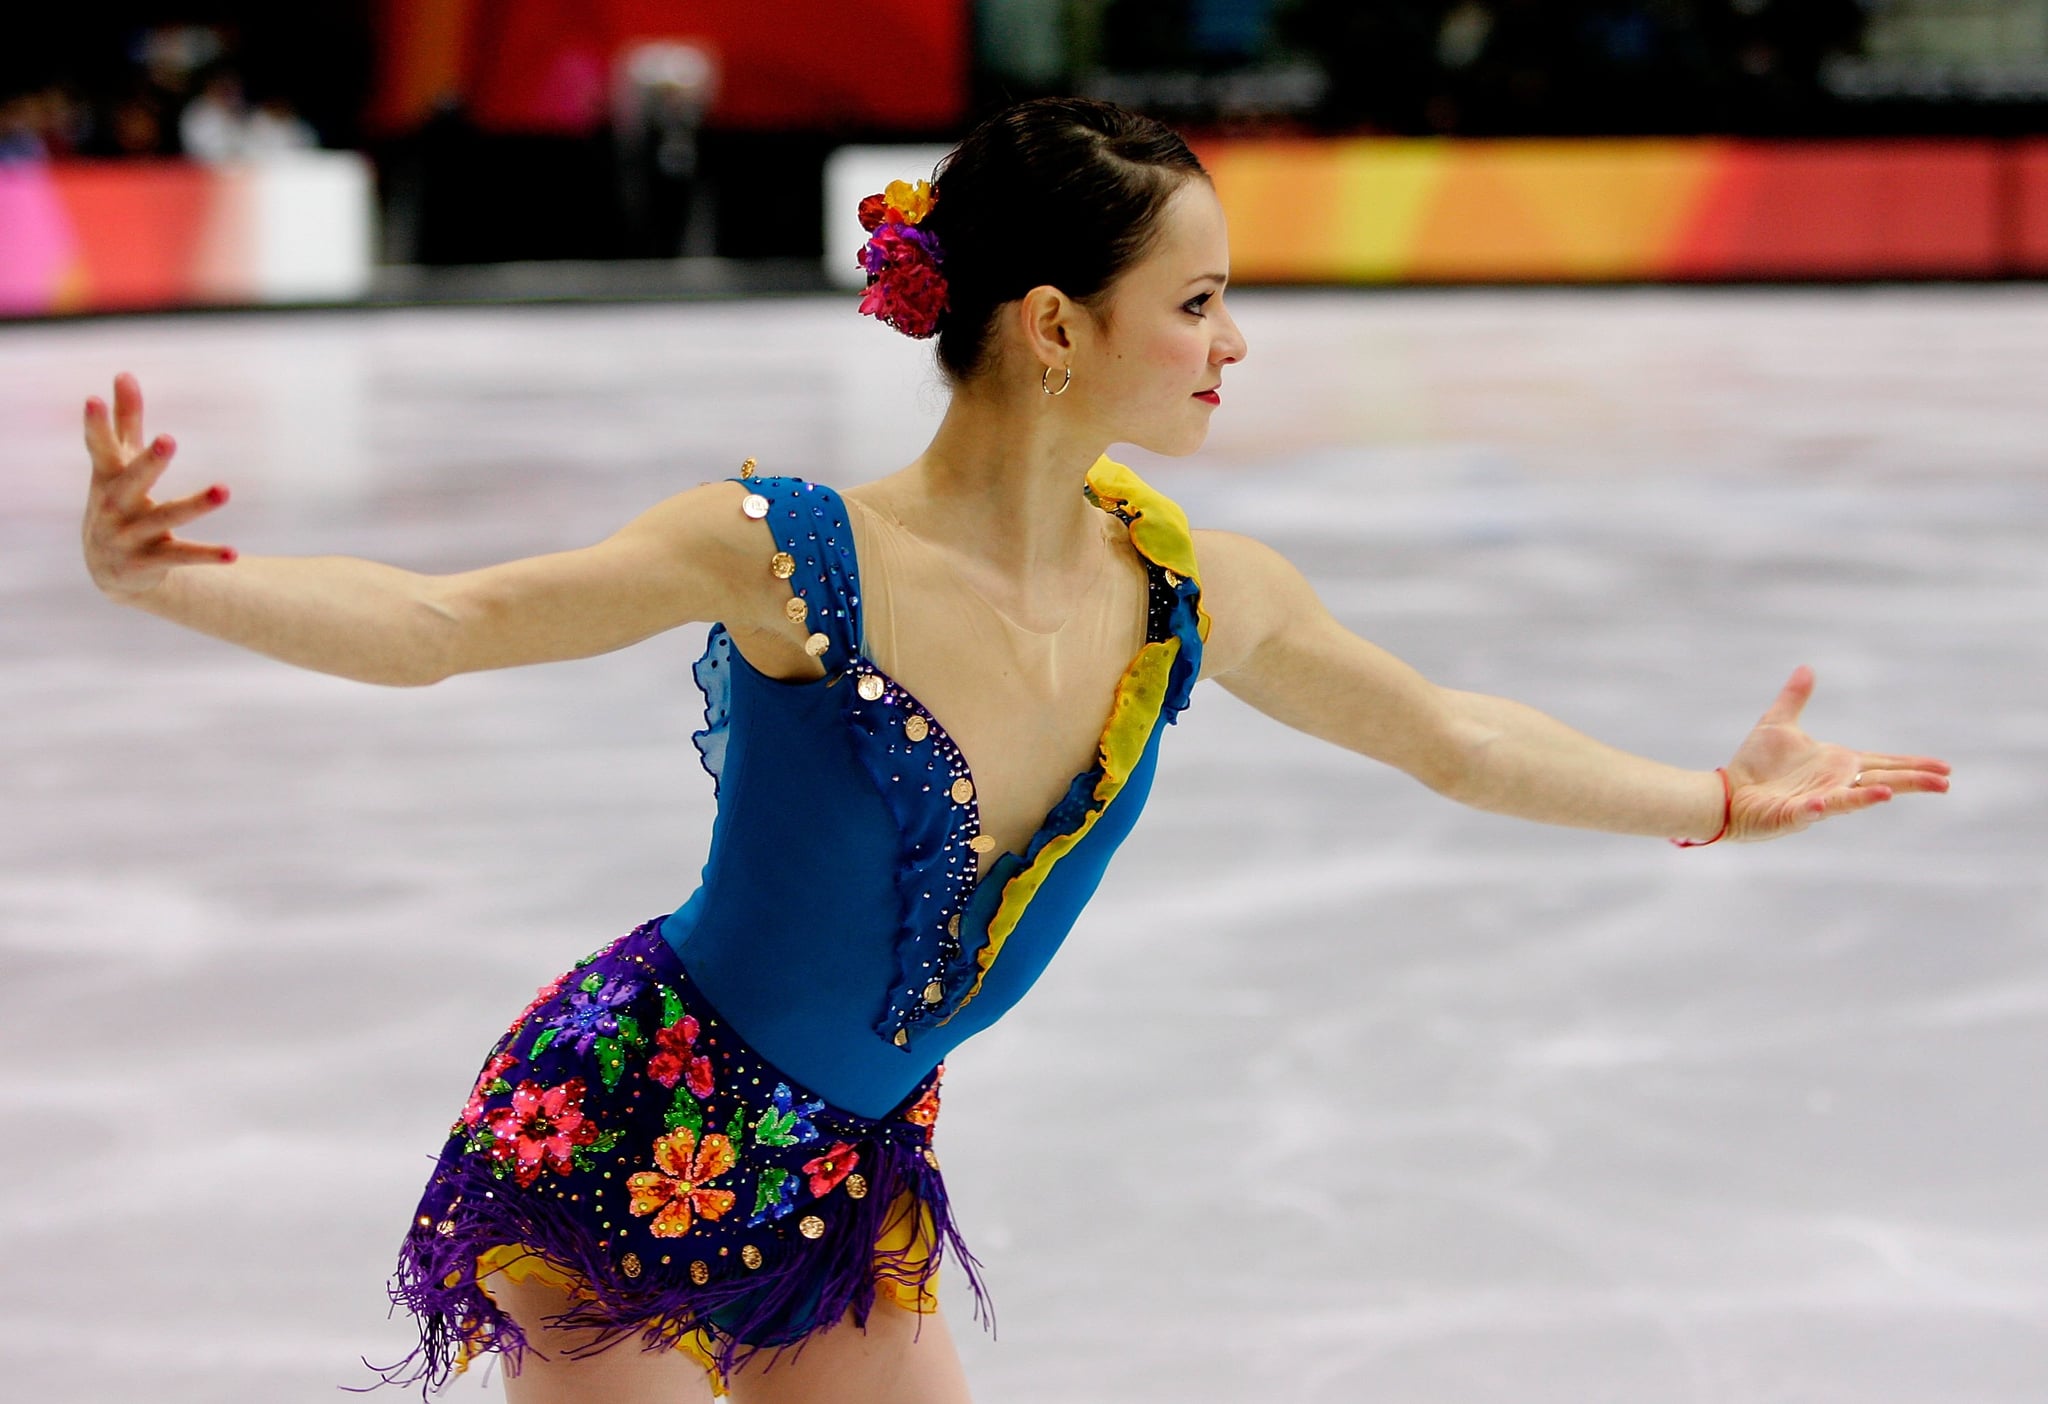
[0,6,373,161]
[7,1,2047,267]
[980,1,2048,138]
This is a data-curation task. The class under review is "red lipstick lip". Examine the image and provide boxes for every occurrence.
[1194,388,1221,404]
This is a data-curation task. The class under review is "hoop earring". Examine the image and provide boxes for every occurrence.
[1041,365,1072,397]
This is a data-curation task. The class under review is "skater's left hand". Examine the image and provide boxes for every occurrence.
[1722,666,1949,841]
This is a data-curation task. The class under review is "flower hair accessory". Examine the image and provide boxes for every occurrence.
[857,178,948,339]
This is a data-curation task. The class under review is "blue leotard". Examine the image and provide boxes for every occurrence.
[659,458,1207,1119]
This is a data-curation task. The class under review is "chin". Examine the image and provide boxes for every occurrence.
[1123,420,1211,459]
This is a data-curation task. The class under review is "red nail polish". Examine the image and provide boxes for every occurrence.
[220,548,237,563]
[206,485,228,504]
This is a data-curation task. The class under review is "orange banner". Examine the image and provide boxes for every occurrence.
[1196,138,2043,283]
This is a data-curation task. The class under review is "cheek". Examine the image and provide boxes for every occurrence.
[1134,325,1207,382]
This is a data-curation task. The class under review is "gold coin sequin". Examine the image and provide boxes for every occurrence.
[856,673,885,701]
[769,551,796,579]
[950,777,974,804]
[783,595,809,624]
[923,1147,941,1170]
[689,1260,711,1285]
[434,1219,455,1237]
[1164,568,1182,588]
[804,632,830,657]
[845,1173,869,1200]
[621,1251,642,1279]
[903,715,929,742]
[739,457,757,479]
[968,834,995,854]
[923,980,944,1004]
[798,1215,826,1240]
[741,493,770,520]
[741,1244,764,1270]
[893,1028,909,1047]
[947,913,960,938]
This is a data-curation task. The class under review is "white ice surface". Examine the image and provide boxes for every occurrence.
[0,287,2042,1402]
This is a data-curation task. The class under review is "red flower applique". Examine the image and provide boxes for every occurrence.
[647,1015,715,1098]
[485,1077,600,1187]
[802,1141,860,1197]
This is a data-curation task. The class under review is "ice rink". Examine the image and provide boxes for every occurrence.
[3,286,2043,1402]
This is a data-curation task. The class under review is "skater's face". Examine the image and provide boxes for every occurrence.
[1072,179,1247,457]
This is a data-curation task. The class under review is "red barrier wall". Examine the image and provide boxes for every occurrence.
[370,0,968,135]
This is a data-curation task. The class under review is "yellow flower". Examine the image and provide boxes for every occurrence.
[884,178,935,225]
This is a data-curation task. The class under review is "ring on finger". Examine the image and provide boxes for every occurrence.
[1851,771,1864,787]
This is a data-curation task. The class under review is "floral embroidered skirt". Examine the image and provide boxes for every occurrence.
[379,916,988,1394]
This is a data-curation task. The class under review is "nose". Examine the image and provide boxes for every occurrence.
[1213,303,1247,365]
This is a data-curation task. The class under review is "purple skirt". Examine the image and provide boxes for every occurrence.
[376,916,989,1391]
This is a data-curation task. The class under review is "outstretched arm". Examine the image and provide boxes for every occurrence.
[82,373,779,686]
[1194,530,1949,842]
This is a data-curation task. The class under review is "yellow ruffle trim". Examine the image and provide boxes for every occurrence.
[946,457,1206,1015]
[458,1190,938,1396]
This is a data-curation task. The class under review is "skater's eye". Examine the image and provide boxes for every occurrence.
[1182,292,1212,318]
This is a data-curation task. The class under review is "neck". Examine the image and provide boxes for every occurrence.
[879,378,1110,578]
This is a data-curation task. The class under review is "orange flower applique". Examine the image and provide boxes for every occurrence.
[627,1128,738,1239]
[903,1065,944,1128]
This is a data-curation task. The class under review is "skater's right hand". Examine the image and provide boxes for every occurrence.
[82,372,236,599]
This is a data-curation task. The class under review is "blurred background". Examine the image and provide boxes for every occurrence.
[3,0,2047,312]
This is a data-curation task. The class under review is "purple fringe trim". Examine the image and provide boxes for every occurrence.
[372,1137,989,1394]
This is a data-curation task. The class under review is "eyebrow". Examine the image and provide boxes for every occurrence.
[1183,272,1228,289]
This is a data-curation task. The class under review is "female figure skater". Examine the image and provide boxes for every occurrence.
[78,99,1947,1403]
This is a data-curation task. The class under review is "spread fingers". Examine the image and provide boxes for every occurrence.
[97,429,178,509]
[115,483,229,546]
[112,371,147,451]
[139,536,237,567]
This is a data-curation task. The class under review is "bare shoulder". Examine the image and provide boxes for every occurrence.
[610,479,787,626]
[639,478,840,678]
[1191,527,1321,680]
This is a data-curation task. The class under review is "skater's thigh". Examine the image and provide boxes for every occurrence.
[728,1296,973,1404]
[491,1271,718,1404]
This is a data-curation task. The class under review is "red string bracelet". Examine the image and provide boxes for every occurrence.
[1671,767,1732,848]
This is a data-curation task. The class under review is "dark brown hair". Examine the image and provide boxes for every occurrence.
[919,97,1207,383]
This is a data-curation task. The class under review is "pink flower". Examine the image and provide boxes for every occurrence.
[460,1052,519,1128]
[860,260,948,339]
[508,972,568,1034]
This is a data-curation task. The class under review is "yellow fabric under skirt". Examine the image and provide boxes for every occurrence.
[463,1191,939,1396]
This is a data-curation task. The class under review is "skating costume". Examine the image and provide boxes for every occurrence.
[382,457,1206,1393]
